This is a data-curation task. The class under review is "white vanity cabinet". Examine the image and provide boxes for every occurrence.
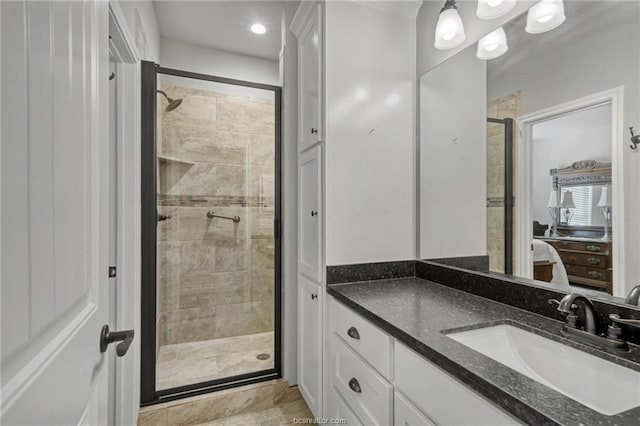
[298,276,324,416]
[394,342,522,426]
[327,296,522,426]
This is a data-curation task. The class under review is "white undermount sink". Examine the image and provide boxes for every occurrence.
[448,324,640,415]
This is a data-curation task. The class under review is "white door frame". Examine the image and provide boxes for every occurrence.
[108,2,142,425]
[515,87,625,297]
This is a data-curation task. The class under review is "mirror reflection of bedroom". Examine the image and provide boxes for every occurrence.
[530,105,614,295]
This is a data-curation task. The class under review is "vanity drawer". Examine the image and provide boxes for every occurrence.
[558,251,609,268]
[551,240,610,254]
[564,264,611,282]
[329,297,393,379]
[394,342,521,425]
[330,334,393,426]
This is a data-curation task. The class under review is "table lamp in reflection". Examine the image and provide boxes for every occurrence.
[547,189,560,237]
[597,185,612,241]
[561,190,575,225]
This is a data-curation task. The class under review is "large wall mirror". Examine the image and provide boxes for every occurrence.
[418,1,640,305]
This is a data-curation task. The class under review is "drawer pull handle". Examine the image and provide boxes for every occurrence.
[348,377,362,393]
[311,294,317,300]
[311,211,318,217]
[588,271,603,279]
[585,245,601,252]
[311,128,318,134]
[347,326,360,340]
[587,257,601,265]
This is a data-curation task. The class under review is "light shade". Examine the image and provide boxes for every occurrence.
[561,190,575,209]
[547,189,559,208]
[477,27,508,60]
[526,0,566,34]
[434,8,466,50]
[597,185,612,207]
[476,0,516,20]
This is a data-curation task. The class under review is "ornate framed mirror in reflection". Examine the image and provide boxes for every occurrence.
[418,1,640,304]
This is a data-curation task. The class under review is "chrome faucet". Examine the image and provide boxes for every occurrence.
[556,293,598,334]
[625,285,640,306]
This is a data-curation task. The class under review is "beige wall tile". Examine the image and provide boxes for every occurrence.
[156,82,275,346]
[250,239,275,271]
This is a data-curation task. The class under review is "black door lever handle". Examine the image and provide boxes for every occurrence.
[100,325,135,357]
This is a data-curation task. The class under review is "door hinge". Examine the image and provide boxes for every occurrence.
[109,266,117,278]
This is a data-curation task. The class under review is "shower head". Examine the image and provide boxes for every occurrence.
[157,90,183,112]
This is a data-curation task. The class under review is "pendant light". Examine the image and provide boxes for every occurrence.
[476,0,516,20]
[476,27,508,60]
[526,0,566,34]
[434,0,466,50]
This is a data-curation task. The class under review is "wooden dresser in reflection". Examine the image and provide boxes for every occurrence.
[539,237,612,294]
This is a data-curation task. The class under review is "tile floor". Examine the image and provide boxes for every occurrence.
[138,379,313,426]
[157,332,274,390]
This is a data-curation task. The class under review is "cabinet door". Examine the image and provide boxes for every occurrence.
[394,392,436,426]
[327,386,363,426]
[299,145,323,282]
[298,4,322,151]
[298,276,323,417]
[394,342,522,425]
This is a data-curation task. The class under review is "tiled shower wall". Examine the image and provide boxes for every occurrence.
[487,91,522,273]
[156,83,275,346]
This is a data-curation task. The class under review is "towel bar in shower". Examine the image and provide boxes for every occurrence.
[206,211,241,223]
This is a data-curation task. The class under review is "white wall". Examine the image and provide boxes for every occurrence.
[420,47,487,259]
[416,0,534,76]
[531,104,612,226]
[325,1,416,265]
[116,0,160,62]
[160,39,279,85]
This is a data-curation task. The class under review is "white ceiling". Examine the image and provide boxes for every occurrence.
[153,1,288,61]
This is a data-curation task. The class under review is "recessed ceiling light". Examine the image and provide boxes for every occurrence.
[250,23,267,35]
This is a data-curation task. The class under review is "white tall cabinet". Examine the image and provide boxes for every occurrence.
[291,0,418,420]
[291,1,325,418]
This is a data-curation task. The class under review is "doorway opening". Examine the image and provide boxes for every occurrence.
[515,88,625,297]
[140,62,282,404]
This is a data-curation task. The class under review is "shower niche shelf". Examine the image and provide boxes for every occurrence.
[157,154,195,166]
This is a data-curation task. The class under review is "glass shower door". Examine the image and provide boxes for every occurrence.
[153,69,279,392]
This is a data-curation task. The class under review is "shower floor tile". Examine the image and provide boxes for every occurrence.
[156,332,274,390]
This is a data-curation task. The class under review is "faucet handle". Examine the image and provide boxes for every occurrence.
[548,298,577,311]
[609,314,640,330]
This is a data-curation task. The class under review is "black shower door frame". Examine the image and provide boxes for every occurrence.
[487,117,514,275]
[140,61,283,405]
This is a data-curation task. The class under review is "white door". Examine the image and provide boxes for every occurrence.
[298,4,322,152]
[1,1,112,424]
[299,145,323,282]
[298,275,323,417]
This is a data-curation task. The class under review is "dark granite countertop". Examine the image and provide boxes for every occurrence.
[327,277,640,426]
